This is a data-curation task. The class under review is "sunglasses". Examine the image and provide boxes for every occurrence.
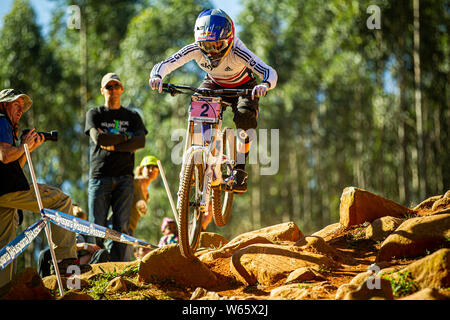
[105,84,122,90]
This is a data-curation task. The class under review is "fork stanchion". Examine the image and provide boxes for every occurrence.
[23,144,65,296]
[157,160,179,226]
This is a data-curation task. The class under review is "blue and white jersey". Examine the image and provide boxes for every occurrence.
[151,37,278,89]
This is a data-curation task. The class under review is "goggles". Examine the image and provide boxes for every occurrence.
[198,40,229,56]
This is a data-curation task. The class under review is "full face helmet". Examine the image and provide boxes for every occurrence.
[194,9,235,67]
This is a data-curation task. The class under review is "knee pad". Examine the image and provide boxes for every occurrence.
[233,108,257,132]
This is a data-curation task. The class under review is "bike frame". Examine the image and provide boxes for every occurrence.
[178,95,235,214]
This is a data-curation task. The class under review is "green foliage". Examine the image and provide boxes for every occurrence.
[382,270,419,298]
[86,264,139,299]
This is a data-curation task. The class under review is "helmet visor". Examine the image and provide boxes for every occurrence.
[198,40,229,58]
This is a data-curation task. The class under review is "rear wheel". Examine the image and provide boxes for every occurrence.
[212,127,235,227]
[177,150,204,259]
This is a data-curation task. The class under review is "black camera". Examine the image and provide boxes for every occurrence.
[21,129,58,142]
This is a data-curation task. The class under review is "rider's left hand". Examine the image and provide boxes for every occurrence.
[251,84,269,100]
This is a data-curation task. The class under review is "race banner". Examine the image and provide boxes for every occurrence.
[42,208,158,250]
[0,218,46,271]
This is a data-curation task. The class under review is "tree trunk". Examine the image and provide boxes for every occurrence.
[397,45,410,205]
[80,9,88,186]
[413,0,426,199]
[289,148,301,222]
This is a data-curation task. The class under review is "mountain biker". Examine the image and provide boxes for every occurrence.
[149,9,278,193]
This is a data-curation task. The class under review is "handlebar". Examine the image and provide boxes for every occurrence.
[162,83,252,97]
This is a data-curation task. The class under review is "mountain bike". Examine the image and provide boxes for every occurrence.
[162,83,252,259]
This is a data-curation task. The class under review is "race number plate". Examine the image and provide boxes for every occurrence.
[189,96,221,123]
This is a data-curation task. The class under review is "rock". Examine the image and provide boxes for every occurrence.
[0,268,52,300]
[444,190,450,198]
[199,236,273,263]
[393,248,450,289]
[269,284,310,300]
[295,236,356,265]
[377,214,450,262]
[198,232,229,249]
[270,282,336,300]
[413,195,442,211]
[335,284,359,300]
[398,288,450,300]
[343,278,393,300]
[349,270,373,287]
[311,222,343,240]
[431,196,450,212]
[365,216,404,242]
[199,222,302,263]
[58,289,93,300]
[228,222,303,244]
[230,243,337,286]
[138,244,217,288]
[339,187,412,227]
[107,277,133,293]
[190,287,222,300]
[227,295,268,300]
[285,267,325,284]
[335,263,391,300]
[42,275,89,291]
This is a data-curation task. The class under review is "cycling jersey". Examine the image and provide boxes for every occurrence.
[150,37,278,89]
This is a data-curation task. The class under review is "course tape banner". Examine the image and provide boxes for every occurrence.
[42,208,158,250]
[0,218,46,271]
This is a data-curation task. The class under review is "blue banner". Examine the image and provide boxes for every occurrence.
[0,209,158,271]
[0,219,46,271]
[42,208,158,250]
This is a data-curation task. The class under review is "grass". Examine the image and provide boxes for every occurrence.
[84,264,140,300]
[381,270,418,298]
[347,222,370,242]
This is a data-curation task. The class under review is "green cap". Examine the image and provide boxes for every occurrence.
[0,89,32,112]
[140,155,159,167]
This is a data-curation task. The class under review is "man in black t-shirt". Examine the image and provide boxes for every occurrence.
[84,73,147,261]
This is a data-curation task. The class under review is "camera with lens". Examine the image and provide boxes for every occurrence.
[21,129,58,142]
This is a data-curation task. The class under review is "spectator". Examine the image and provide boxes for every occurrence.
[0,89,77,286]
[70,205,110,265]
[37,204,109,278]
[84,73,147,261]
[158,217,179,247]
[133,246,151,261]
[123,155,159,261]
[128,155,160,236]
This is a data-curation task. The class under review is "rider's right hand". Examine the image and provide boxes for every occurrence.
[149,76,163,93]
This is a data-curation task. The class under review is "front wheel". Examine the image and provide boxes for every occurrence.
[177,149,204,259]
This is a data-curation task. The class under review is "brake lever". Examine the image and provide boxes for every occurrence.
[162,84,183,96]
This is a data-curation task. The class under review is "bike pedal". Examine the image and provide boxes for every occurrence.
[220,184,234,192]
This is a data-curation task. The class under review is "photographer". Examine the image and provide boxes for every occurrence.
[0,89,78,288]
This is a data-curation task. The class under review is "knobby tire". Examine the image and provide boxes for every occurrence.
[177,149,204,259]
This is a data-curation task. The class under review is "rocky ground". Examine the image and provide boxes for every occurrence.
[1,187,449,300]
